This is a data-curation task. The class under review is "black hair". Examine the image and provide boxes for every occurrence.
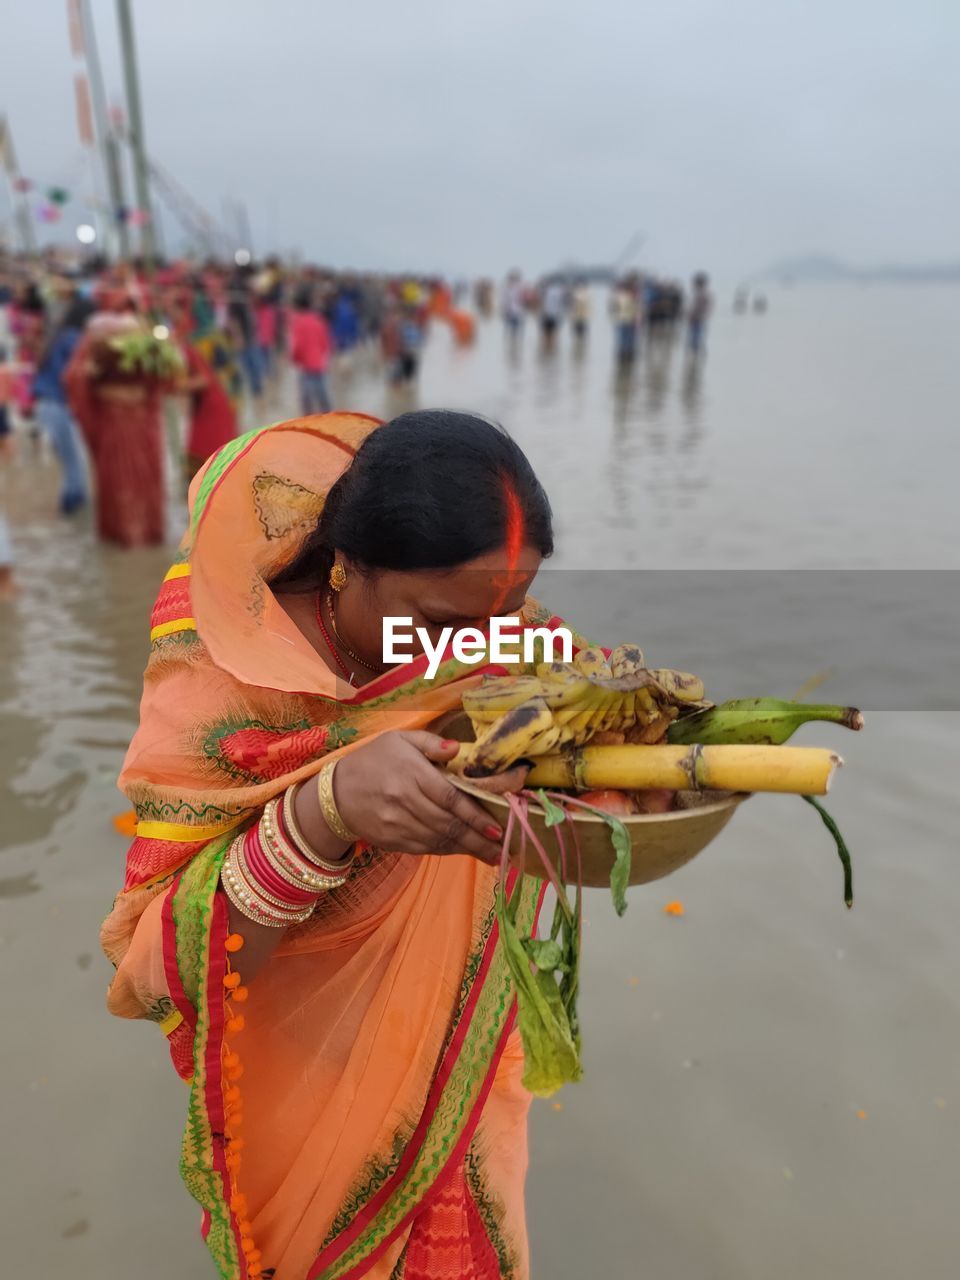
[60,294,96,332]
[20,283,45,313]
[273,410,553,589]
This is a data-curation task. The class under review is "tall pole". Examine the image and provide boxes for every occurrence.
[75,0,129,260]
[116,0,156,263]
[0,116,36,255]
[236,199,254,256]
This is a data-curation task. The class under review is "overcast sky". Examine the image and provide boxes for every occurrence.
[2,0,957,279]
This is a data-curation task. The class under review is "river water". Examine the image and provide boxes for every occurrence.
[1,286,958,1277]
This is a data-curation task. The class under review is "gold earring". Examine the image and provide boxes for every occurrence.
[329,561,347,592]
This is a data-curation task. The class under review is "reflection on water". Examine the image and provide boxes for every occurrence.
[2,286,960,1278]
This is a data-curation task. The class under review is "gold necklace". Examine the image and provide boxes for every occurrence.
[325,592,381,674]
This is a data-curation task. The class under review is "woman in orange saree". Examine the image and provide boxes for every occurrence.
[103,409,569,1279]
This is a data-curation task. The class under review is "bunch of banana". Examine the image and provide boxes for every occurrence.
[453,644,707,777]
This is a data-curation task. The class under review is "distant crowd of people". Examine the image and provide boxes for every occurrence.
[0,253,479,566]
[0,250,714,584]
[498,269,714,363]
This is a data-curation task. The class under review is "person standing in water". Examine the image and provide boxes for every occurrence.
[32,293,95,515]
[501,269,525,337]
[611,277,640,363]
[570,281,590,344]
[289,290,333,414]
[686,271,714,359]
[0,348,17,598]
[539,277,566,350]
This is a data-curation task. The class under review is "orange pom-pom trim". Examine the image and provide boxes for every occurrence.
[223,930,260,1270]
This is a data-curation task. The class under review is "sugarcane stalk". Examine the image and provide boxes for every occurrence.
[527,743,842,796]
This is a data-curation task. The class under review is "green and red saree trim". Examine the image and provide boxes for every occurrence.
[309,872,545,1280]
[162,826,544,1280]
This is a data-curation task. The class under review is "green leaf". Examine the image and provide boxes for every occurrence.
[605,816,632,916]
[801,794,854,908]
[496,880,583,1097]
[537,789,567,828]
[574,801,633,916]
[523,937,565,971]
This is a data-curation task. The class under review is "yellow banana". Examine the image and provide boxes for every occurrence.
[457,697,557,776]
[649,669,706,703]
[453,646,709,775]
[608,643,646,677]
[461,675,546,723]
[574,646,613,679]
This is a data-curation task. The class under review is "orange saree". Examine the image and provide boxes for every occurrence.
[103,413,562,1279]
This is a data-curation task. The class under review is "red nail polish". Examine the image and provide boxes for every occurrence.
[484,824,502,841]
[441,739,459,749]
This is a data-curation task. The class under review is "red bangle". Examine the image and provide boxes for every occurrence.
[243,827,319,906]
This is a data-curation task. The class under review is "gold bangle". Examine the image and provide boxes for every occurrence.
[282,783,355,875]
[263,795,350,890]
[221,862,308,927]
[316,760,359,845]
[221,844,312,926]
[221,837,314,927]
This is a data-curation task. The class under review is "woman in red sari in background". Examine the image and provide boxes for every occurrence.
[9,281,47,420]
[64,305,173,547]
[180,338,239,482]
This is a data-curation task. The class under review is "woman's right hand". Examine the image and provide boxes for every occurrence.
[333,730,523,865]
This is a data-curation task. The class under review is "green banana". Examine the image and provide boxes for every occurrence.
[667,698,864,746]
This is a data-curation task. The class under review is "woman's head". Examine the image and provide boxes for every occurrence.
[274,410,554,661]
[60,293,96,333]
[19,282,45,312]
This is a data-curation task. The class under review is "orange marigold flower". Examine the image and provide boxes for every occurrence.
[112,810,138,837]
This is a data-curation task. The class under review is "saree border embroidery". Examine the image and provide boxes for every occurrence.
[169,838,248,1279]
[309,873,543,1280]
[192,420,372,536]
[202,715,359,785]
[317,894,501,1257]
[252,470,325,540]
[192,422,285,534]
[150,559,196,642]
[465,1145,518,1279]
